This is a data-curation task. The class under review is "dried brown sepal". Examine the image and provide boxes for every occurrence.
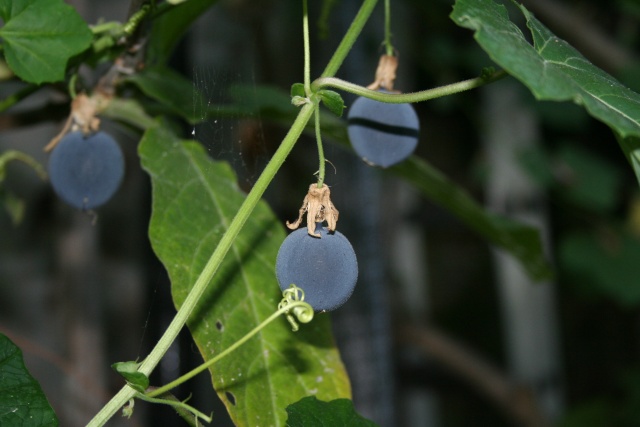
[366,54,398,91]
[286,183,339,237]
[44,93,102,152]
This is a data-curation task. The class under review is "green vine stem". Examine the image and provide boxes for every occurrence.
[312,69,507,103]
[314,106,326,187]
[135,392,212,425]
[384,0,394,56]
[321,0,378,78]
[146,300,313,399]
[303,0,311,96]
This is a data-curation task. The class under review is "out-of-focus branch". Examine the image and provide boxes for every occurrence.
[397,324,550,427]
[519,0,635,73]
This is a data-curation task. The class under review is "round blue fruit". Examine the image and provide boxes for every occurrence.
[347,95,419,168]
[48,131,124,210]
[276,223,358,312]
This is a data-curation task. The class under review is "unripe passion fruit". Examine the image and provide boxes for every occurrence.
[347,95,419,168]
[48,131,124,210]
[276,223,358,312]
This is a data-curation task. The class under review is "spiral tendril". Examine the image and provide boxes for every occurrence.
[279,284,314,331]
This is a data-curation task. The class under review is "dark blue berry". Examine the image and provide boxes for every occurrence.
[48,131,124,210]
[276,223,358,312]
[347,95,419,167]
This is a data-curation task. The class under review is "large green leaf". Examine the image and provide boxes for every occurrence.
[0,333,58,426]
[450,0,640,184]
[0,0,92,84]
[139,123,351,426]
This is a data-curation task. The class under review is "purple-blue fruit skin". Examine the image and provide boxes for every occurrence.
[347,95,419,168]
[276,224,358,312]
[49,131,124,210]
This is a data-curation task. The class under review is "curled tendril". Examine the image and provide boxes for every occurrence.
[278,284,314,331]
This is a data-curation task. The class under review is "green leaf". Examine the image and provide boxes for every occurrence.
[139,123,351,426]
[125,66,205,124]
[146,0,219,65]
[285,396,378,427]
[111,361,149,393]
[291,83,306,98]
[451,0,640,184]
[0,333,58,426]
[100,98,157,131]
[0,0,92,84]
[559,229,640,306]
[318,90,345,117]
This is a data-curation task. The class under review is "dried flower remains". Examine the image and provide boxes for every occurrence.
[286,183,339,237]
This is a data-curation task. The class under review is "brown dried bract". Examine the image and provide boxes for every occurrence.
[366,54,398,91]
[44,93,101,152]
[286,183,339,237]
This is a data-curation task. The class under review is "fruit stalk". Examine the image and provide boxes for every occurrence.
[313,70,508,103]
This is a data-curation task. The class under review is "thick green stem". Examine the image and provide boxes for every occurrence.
[321,0,379,78]
[146,301,312,398]
[86,103,315,427]
[313,70,507,103]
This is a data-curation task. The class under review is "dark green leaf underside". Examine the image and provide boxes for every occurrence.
[451,0,640,184]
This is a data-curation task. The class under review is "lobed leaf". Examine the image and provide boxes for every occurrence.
[0,0,92,84]
[0,333,58,426]
[139,123,351,426]
[451,0,640,185]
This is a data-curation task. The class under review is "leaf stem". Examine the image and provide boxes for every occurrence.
[313,70,508,103]
[314,106,326,187]
[321,0,379,78]
[85,103,316,427]
[303,0,311,96]
[146,301,312,398]
[384,0,394,56]
[135,392,212,424]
